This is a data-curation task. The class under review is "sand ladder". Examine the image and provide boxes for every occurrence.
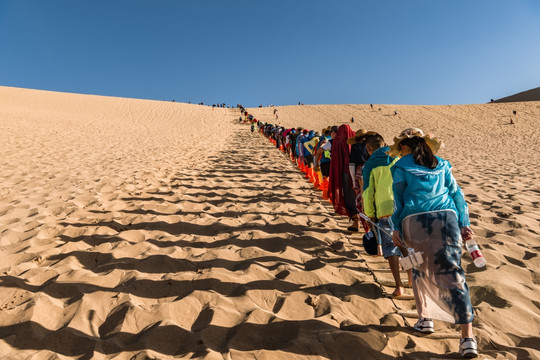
[257,129,419,324]
[257,128,464,341]
[330,216,419,327]
[322,199,463,340]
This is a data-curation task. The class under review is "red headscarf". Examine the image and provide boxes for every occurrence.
[328,124,355,216]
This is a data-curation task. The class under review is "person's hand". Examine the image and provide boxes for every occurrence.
[392,231,404,247]
[313,165,320,172]
[460,226,474,241]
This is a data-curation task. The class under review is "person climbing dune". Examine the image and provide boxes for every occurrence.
[389,128,478,358]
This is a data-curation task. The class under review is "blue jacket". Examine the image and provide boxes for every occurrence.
[391,154,470,234]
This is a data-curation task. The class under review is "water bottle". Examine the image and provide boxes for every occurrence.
[465,240,486,267]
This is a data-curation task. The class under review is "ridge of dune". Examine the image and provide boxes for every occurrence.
[494,86,540,103]
[0,86,538,359]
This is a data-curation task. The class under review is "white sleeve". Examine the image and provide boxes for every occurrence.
[321,142,331,151]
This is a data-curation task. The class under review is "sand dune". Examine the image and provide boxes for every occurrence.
[495,86,540,103]
[0,86,539,359]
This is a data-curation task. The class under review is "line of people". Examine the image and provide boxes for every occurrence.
[253,121,479,358]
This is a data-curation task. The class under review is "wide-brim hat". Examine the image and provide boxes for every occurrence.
[387,128,442,157]
[346,129,379,145]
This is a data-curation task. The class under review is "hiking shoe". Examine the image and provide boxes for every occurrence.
[413,318,434,333]
[459,337,478,358]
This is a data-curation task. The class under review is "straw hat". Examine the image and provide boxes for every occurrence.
[346,129,378,145]
[387,128,442,157]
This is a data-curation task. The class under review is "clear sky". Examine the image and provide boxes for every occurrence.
[1,0,539,106]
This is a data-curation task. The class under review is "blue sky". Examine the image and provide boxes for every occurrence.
[1,0,539,106]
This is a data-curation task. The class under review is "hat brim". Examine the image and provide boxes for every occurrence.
[387,133,442,157]
[346,131,379,145]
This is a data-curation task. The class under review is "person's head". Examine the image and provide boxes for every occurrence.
[388,128,441,169]
[347,129,378,145]
[330,125,339,139]
[398,136,438,169]
[364,134,385,156]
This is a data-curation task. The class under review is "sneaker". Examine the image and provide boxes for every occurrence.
[413,318,434,333]
[459,337,478,358]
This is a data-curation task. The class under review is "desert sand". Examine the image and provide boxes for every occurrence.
[0,86,539,359]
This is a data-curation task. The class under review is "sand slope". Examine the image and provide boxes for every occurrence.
[0,86,538,359]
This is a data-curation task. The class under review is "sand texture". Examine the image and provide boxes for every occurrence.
[0,86,539,359]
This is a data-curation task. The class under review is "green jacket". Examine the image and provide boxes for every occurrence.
[362,146,398,219]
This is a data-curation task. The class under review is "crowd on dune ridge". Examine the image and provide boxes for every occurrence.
[238,106,485,359]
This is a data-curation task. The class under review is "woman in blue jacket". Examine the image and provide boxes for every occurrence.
[389,128,478,358]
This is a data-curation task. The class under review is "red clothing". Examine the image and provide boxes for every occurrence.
[328,124,355,216]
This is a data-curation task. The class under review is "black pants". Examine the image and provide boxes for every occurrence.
[320,162,330,177]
